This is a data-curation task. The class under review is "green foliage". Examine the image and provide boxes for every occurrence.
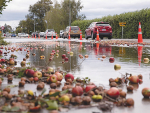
[0,0,12,14]
[72,8,150,39]
[0,34,8,45]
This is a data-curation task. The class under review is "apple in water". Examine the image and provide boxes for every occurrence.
[25,69,35,77]
[143,58,149,63]
[107,87,120,99]
[114,64,121,70]
[34,77,39,82]
[55,72,63,81]
[33,71,42,79]
[72,86,83,96]
[9,58,15,65]
[85,85,96,93]
[65,57,69,62]
[142,87,150,98]
[21,61,26,66]
[62,54,66,59]
[65,73,74,81]
[129,75,139,84]
[49,74,58,83]
[109,57,115,63]
[46,67,54,73]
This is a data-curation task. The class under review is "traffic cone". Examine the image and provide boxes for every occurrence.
[138,22,143,43]
[38,34,40,39]
[28,34,29,38]
[46,34,47,39]
[35,34,36,39]
[96,43,99,55]
[68,32,71,40]
[80,30,82,40]
[96,28,100,41]
[56,33,58,39]
[32,35,34,38]
[51,33,53,39]
[138,46,143,66]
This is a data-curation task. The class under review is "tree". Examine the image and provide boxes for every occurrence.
[0,0,12,14]
[3,24,12,33]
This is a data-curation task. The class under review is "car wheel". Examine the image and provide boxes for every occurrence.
[85,32,88,39]
[91,32,95,40]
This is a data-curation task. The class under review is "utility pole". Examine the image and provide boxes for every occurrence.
[69,0,71,26]
[34,13,35,32]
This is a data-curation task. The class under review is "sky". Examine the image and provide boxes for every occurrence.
[0,0,150,29]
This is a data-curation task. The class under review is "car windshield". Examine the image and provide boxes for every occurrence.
[71,27,79,30]
[48,29,54,32]
[96,23,110,26]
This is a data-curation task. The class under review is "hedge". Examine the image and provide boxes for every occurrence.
[71,8,150,39]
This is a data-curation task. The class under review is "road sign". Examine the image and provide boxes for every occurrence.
[119,22,126,25]
[1,26,4,30]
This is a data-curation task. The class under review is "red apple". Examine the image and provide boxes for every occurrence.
[9,58,15,65]
[1,59,5,63]
[107,87,120,99]
[62,54,66,59]
[55,72,63,81]
[85,85,96,92]
[49,74,58,83]
[72,86,83,96]
[25,69,35,77]
[65,57,69,62]
[33,71,42,79]
[109,57,115,63]
[65,73,74,81]
[129,75,139,84]
[52,50,55,53]
[34,77,39,82]
[142,87,150,98]
[0,50,3,54]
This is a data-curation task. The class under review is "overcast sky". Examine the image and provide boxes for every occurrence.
[0,0,150,29]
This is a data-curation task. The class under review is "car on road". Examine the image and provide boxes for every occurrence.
[44,29,56,38]
[63,26,81,39]
[85,22,112,40]
[59,30,64,38]
[31,32,39,38]
[39,32,45,37]
[11,34,16,37]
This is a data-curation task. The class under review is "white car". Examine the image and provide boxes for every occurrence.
[44,29,56,38]
[18,33,28,37]
[39,32,45,37]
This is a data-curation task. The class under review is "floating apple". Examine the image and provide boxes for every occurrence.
[143,58,149,63]
[107,87,120,99]
[55,72,63,81]
[72,86,83,96]
[9,58,15,65]
[109,57,115,63]
[62,54,66,59]
[33,71,42,79]
[65,57,69,62]
[46,67,54,73]
[114,64,121,70]
[70,51,73,56]
[34,77,39,82]
[142,87,150,98]
[85,85,96,93]
[85,55,89,58]
[129,75,139,84]
[49,74,58,83]
[21,61,26,66]
[65,73,74,81]
[25,69,35,77]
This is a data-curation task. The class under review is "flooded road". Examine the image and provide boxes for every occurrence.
[2,37,150,113]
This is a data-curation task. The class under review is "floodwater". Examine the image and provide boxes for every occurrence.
[2,38,150,113]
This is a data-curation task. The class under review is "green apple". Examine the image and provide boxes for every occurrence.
[96,95,103,99]
[92,95,97,100]
[114,64,121,71]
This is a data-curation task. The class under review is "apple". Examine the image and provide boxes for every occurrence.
[55,72,63,81]
[27,90,34,96]
[1,59,5,63]
[142,87,150,98]
[65,73,74,81]
[102,55,106,59]
[109,57,115,63]
[143,58,149,63]
[107,87,120,99]
[56,50,59,53]
[114,64,121,70]
[62,54,66,59]
[70,51,73,56]
[25,69,35,77]
[85,85,96,93]
[46,67,54,73]
[129,75,139,84]
[65,57,69,62]
[0,50,3,54]
[61,95,70,102]
[34,77,39,82]
[72,86,83,96]
[50,53,54,56]
[49,74,58,83]
[33,71,42,79]
[85,55,89,58]
[21,61,26,66]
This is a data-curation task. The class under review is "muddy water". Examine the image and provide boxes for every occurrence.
[2,38,150,113]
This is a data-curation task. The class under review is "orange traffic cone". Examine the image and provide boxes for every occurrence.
[138,46,143,66]
[68,32,71,40]
[35,34,36,39]
[28,34,29,38]
[51,34,53,39]
[138,22,143,43]
[32,35,34,38]
[80,30,82,40]
[96,43,99,55]
[46,34,47,39]
[96,28,100,41]
[38,34,40,39]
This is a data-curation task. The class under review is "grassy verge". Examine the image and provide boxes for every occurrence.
[0,34,8,45]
